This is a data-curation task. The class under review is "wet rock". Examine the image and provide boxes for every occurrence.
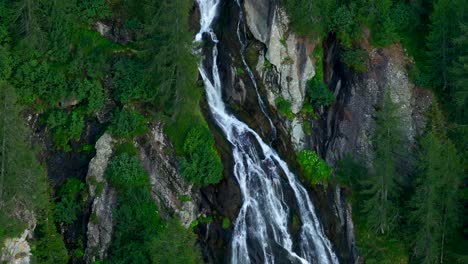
[85,133,116,263]
[244,1,315,151]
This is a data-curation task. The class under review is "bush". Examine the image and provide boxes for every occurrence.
[106,153,149,192]
[180,125,223,185]
[33,203,69,264]
[105,153,162,264]
[46,109,86,151]
[54,178,85,224]
[108,108,147,138]
[149,219,203,264]
[341,48,368,72]
[275,96,294,119]
[307,78,334,107]
[297,150,331,184]
[112,58,151,104]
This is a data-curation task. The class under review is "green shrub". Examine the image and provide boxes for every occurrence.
[33,203,69,264]
[54,178,85,225]
[180,125,223,186]
[341,48,368,73]
[222,217,231,229]
[275,97,294,120]
[109,108,147,138]
[46,109,86,151]
[297,150,331,184]
[307,78,334,107]
[106,153,162,264]
[149,219,203,264]
[106,153,149,192]
[115,141,138,156]
[112,58,151,104]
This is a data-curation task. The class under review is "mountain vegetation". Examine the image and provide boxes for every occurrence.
[285,0,467,262]
[0,0,466,263]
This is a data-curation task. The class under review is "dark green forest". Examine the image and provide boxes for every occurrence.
[285,0,467,263]
[0,0,466,263]
[0,0,208,263]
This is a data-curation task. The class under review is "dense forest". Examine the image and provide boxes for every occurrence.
[0,0,466,263]
[286,0,467,263]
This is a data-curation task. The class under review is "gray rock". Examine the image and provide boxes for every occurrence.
[85,133,116,263]
[325,46,433,166]
[137,123,199,227]
[245,1,315,151]
[1,230,32,264]
[244,0,272,44]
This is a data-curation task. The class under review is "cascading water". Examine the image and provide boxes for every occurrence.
[195,1,339,263]
[234,0,276,141]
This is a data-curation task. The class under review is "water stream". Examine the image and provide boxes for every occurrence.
[195,1,339,263]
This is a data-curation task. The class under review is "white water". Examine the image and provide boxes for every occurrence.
[195,1,339,263]
[234,0,276,140]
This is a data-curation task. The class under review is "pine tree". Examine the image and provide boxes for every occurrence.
[11,0,47,48]
[425,0,464,92]
[362,90,406,234]
[142,0,198,111]
[410,104,464,264]
[450,23,468,122]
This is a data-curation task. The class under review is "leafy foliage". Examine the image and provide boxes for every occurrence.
[275,97,295,119]
[106,153,161,263]
[307,78,335,107]
[149,219,203,264]
[180,125,223,186]
[0,83,49,240]
[341,48,368,72]
[297,150,331,185]
[108,108,147,139]
[112,58,151,104]
[54,178,85,225]
[32,202,70,264]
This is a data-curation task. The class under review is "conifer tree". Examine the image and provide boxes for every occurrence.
[362,90,406,234]
[426,0,464,92]
[143,0,198,111]
[450,23,468,122]
[410,104,464,264]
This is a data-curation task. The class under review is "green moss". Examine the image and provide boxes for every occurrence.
[245,44,259,67]
[115,141,138,156]
[179,195,192,202]
[235,66,245,76]
[222,217,231,229]
[275,97,295,120]
[282,56,294,65]
[263,59,273,70]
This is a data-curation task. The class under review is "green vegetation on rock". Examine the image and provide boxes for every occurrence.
[297,150,331,185]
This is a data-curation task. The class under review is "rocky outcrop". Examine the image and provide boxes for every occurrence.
[85,133,116,263]
[244,0,315,150]
[1,211,36,264]
[137,122,200,227]
[323,44,433,166]
[1,230,32,264]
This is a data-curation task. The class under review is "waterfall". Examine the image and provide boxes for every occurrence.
[195,1,339,263]
[234,0,277,141]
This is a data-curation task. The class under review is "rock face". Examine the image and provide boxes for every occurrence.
[1,230,32,264]
[323,44,433,166]
[244,0,315,150]
[137,122,200,227]
[85,133,116,263]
